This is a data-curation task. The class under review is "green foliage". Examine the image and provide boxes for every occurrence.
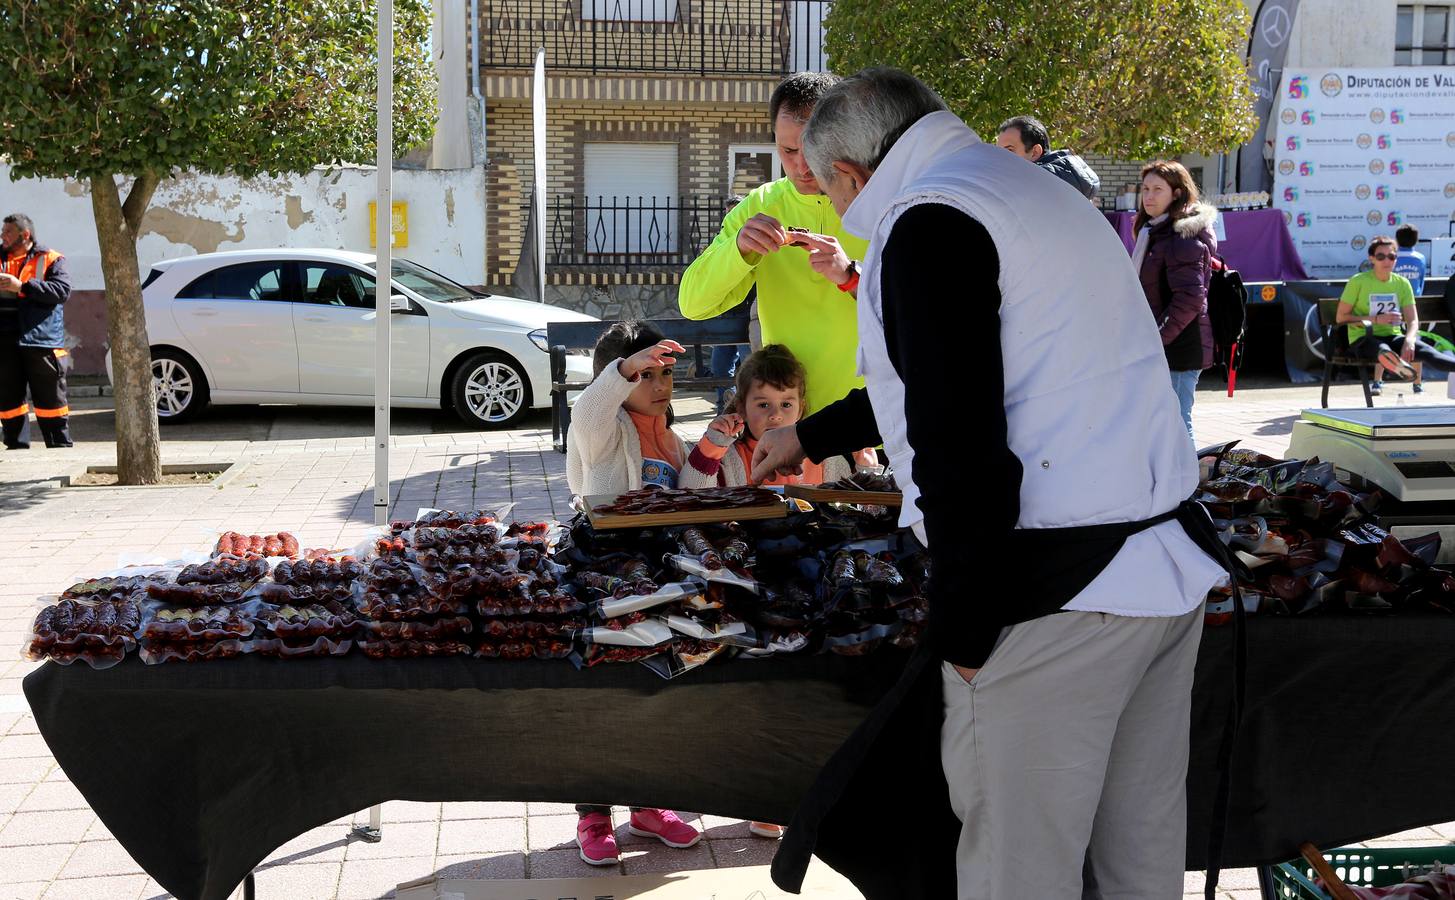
[823,0,1258,159]
[0,0,437,180]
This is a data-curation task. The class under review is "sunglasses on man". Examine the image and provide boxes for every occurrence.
[1371,252,1398,261]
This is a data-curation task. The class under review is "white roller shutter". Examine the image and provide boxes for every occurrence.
[584,142,679,255]
[582,0,678,21]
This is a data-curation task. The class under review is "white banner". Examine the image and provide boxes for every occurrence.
[1272,67,1455,280]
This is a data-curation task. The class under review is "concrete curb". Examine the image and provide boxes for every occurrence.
[59,460,243,489]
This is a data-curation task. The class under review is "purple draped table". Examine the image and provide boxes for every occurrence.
[1104,208,1309,282]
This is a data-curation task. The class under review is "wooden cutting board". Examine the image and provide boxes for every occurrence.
[584,494,790,529]
[782,484,903,506]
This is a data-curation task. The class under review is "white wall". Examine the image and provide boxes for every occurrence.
[0,164,488,291]
[1285,0,1401,68]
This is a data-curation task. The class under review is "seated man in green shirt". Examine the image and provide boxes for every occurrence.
[1337,235,1455,395]
[679,72,868,412]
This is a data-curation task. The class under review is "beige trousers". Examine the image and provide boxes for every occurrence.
[940,608,1204,900]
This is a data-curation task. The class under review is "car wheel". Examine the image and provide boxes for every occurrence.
[151,349,210,424]
[451,351,532,429]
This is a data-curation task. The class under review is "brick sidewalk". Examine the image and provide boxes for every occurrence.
[0,382,1451,899]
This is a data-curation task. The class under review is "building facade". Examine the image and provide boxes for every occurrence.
[477,0,829,317]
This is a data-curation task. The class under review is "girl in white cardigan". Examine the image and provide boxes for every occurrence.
[565,322,705,865]
[565,322,694,498]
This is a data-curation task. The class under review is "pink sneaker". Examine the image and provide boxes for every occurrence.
[628,808,701,848]
[576,812,619,866]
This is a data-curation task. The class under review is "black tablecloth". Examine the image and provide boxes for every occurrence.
[24,615,1455,900]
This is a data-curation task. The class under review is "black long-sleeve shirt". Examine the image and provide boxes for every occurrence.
[800,203,1143,668]
[798,204,1022,667]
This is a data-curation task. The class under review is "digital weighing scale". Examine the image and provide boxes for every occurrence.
[1289,406,1455,561]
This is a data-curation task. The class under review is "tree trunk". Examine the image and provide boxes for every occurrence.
[91,175,161,485]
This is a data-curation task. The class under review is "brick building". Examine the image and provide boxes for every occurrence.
[478,0,829,317]
[472,1,1246,317]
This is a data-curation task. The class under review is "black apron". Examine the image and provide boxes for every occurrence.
[770,500,1245,899]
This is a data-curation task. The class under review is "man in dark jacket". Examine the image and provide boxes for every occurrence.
[995,115,1101,201]
[0,213,74,449]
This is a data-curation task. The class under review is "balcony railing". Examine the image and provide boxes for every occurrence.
[484,0,830,75]
[546,195,732,269]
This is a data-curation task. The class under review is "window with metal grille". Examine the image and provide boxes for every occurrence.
[582,143,681,256]
[1397,4,1454,64]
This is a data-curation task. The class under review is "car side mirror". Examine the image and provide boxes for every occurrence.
[389,293,411,313]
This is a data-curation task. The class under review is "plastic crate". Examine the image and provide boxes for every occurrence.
[1270,846,1455,899]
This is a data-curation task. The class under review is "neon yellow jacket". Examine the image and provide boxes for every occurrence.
[678,178,869,411]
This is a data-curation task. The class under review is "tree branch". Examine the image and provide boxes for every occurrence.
[122,171,162,235]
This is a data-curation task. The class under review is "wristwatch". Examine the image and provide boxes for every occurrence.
[838,260,861,293]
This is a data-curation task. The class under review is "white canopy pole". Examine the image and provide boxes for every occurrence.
[532,47,547,301]
[373,0,394,531]
[352,0,392,843]
[357,0,393,845]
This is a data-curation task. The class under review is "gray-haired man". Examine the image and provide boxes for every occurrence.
[756,68,1224,899]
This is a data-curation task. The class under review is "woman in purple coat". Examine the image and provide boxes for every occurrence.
[1132,160,1216,440]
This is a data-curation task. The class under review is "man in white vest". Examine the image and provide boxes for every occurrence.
[752,68,1226,899]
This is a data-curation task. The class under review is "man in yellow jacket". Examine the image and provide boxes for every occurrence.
[679,72,868,412]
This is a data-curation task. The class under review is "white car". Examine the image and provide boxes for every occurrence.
[108,249,596,428]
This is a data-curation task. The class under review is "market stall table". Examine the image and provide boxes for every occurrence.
[1104,207,1310,282]
[22,613,1455,900]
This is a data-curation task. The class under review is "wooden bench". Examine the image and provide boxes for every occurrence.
[547,317,751,453]
[1317,296,1451,408]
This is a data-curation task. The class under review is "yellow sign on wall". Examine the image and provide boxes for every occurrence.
[368,201,409,249]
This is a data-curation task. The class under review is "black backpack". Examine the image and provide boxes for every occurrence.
[1206,256,1248,384]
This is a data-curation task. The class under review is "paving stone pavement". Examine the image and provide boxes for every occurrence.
[0,381,1450,899]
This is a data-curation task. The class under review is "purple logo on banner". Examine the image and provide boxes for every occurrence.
[1285,186,1301,202]
[1287,135,1302,150]
[1300,161,1316,176]
[1377,134,1392,149]
[1289,75,1309,98]
[1376,185,1391,200]
[1301,110,1317,125]
[1387,211,1404,226]
[1389,160,1405,175]
[1390,109,1405,124]
[1297,213,1313,227]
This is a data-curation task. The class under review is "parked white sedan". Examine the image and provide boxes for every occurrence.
[108,249,596,428]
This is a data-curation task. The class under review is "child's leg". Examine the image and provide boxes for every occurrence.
[576,805,619,866]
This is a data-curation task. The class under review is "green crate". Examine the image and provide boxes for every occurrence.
[1270,846,1455,899]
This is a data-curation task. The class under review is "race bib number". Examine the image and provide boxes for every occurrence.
[1370,294,1402,321]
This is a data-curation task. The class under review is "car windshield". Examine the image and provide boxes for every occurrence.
[367,259,482,303]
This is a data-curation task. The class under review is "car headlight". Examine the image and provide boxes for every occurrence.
[528,329,549,352]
